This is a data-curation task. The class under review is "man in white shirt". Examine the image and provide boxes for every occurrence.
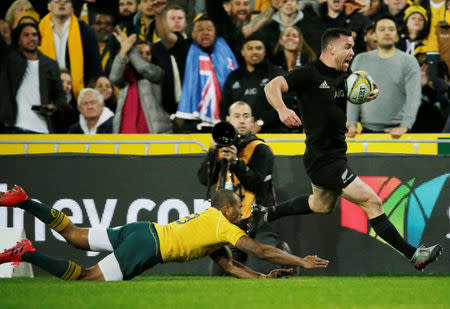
[0,23,65,133]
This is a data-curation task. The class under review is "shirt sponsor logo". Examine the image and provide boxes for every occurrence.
[244,88,257,95]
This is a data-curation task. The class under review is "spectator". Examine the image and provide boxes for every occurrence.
[60,68,76,108]
[53,68,78,132]
[133,0,159,42]
[0,20,12,45]
[68,88,114,134]
[88,75,118,112]
[383,0,409,24]
[39,0,102,98]
[347,15,421,138]
[17,7,40,25]
[118,0,138,36]
[154,2,239,132]
[92,12,116,75]
[110,29,171,133]
[176,16,239,131]
[206,0,288,64]
[412,62,448,132]
[152,4,188,118]
[5,0,32,29]
[0,23,65,133]
[362,0,383,18]
[270,25,316,72]
[363,22,378,52]
[319,0,371,54]
[396,4,428,60]
[166,4,187,37]
[219,36,296,133]
[415,0,450,75]
[259,0,326,57]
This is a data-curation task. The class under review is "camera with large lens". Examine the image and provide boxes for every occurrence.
[212,121,238,147]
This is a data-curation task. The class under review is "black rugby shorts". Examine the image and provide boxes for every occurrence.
[307,159,357,193]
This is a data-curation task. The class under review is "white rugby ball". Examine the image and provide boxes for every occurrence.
[346,71,374,105]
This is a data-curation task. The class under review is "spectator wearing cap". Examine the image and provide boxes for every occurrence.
[0,23,66,133]
[396,4,428,60]
[68,88,114,134]
[39,0,102,99]
[415,0,450,72]
[219,35,297,133]
[17,7,40,25]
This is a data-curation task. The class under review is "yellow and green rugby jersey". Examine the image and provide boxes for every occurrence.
[153,207,246,263]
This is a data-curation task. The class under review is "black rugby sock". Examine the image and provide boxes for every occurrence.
[267,194,313,222]
[369,213,416,259]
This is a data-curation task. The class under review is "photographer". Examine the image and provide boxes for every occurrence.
[0,23,65,133]
[198,101,288,275]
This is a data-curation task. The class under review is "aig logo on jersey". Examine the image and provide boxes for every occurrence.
[334,90,345,99]
[244,88,257,95]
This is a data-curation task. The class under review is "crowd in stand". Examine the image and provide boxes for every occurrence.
[0,0,449,135]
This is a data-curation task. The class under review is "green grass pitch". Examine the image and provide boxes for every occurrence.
[1,275,448,308]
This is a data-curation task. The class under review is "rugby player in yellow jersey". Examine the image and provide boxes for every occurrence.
[0,187,329,281]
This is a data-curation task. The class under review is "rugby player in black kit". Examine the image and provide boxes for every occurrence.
[253,28,442,271]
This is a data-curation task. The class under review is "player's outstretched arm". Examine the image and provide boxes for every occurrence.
[264,76,302,128]
[210,247,294,279]
[235,235,329,269]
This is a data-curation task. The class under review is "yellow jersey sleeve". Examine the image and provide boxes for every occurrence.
[153,208,246,263]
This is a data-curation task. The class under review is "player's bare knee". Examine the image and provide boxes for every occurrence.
[78,266,105,281]
[59,224,87,249]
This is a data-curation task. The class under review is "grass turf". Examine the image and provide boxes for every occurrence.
[0,275,448,308]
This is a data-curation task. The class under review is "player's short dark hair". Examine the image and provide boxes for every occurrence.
[211,190,239,209]
[374,14,397,31]
[11,22,41,48]
[321,28,352,51]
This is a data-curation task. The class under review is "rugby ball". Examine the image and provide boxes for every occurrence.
[346,71,374,105]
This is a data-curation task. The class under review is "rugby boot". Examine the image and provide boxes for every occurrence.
[410,244,443,271]
[0,185,28,207]
[0,239,35,267]
[247,204,269,237]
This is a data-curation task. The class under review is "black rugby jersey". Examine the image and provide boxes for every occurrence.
[284,59,350,172]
